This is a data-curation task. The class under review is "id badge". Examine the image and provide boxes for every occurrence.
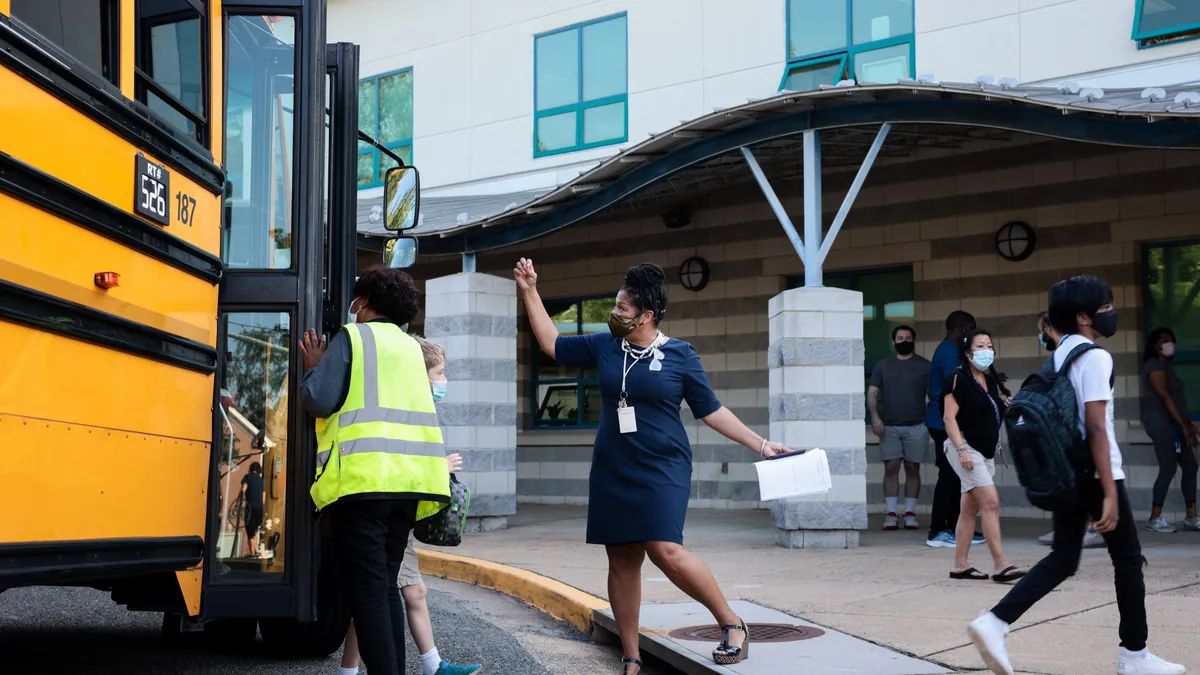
[618,406,638,434]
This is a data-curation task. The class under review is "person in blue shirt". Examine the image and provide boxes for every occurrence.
[926,311,985,548]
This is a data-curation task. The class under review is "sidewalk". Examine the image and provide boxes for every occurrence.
[428,505,1200,675]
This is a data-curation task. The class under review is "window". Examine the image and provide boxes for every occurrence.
[534,14,628,157]
[11,0,120,85]
[358,68,413,189]
[1133,0,1200,47]
[223,14,296,269]
[530,297,611,428]
[782,0,914,91]
[788,267,915,422]
[1143,241,1200,419]
[136,0,207,145]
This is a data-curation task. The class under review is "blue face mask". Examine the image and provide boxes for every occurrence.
[971,349,995,370]
[431,379,447,403]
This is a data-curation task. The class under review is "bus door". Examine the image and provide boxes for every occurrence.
[202,0,326,622]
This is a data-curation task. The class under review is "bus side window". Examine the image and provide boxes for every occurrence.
[135,0,208,146]
[11,0,120,86]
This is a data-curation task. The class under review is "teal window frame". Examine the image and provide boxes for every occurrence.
[1142,239,1200,420]
[787,266,915,424]
[528,294,613,430]
[357,67,413,190]
[533,13,629,158]
[1132,0,1200,48]
[781,0,915,91]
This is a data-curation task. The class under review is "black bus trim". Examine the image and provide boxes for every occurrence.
[0,536,203,586]
[0,278,219,374]
[0,16,226,195]
[0,150,223,284]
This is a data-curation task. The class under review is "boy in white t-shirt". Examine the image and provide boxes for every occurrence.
[967,276,1186,675]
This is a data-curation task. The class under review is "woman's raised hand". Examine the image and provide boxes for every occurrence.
[514,258,538,292]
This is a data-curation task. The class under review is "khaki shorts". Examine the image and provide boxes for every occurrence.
[397,531,423,588]
[943,440,995,493]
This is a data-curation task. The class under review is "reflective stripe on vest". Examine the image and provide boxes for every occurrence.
[310,322,451,516]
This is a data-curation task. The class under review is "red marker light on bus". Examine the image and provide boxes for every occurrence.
[94,272,120,289]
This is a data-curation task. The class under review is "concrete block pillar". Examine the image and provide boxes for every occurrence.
[767,287,868,548]
[424,273,518,532]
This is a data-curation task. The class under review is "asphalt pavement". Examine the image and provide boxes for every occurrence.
[0,577,669,675]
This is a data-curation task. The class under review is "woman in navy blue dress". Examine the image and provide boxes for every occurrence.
[515,260,793,674]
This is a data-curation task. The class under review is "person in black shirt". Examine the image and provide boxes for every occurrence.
[241,461,264,557]
[942,329,1025,584]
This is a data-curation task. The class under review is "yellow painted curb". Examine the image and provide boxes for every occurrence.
[417,549,610,635]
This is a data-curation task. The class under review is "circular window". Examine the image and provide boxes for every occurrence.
[679,257,710,292]
[995,221,1037,262]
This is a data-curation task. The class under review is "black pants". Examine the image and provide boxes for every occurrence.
[991,479,1147,651]
[330,498,419,675]
[1149,428,1198,507]
[928,428,961,538]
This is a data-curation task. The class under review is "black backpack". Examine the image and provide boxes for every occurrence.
[1004,342,1103,511]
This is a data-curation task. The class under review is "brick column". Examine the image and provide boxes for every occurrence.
[424,273,518,532]
[767,287,868,548]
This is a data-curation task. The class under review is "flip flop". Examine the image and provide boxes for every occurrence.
[949,567,989,580]
[992,565,1027,583]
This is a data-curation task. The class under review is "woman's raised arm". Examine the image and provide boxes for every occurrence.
[514,258,559,359]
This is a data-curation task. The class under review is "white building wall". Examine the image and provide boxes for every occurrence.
[916,0,1200,86]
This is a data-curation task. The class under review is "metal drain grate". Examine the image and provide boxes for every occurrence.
[666,623,825,643]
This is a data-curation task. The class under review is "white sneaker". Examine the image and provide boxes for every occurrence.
[1082,528,1106,549]
[968,612,1013,675]
[1118,647,1186,674]
[1146,517,1177,533]
[1182,516,1200,532]
[1037,530,1055,545]
[883,512,899,530]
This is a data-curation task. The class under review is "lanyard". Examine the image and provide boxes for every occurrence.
[970,370,1001,430]
[619,332,665,408]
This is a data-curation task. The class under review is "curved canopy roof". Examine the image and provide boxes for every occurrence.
[404,79,1200,256]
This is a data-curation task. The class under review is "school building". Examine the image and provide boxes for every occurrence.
[333,0,1200,545]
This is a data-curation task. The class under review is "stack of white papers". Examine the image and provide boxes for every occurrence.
[754,448,832,501]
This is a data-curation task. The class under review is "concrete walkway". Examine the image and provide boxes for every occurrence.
[426,504,1200,675]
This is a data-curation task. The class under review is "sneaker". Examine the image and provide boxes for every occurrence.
[904,512,919,530]
[1117,647,1186,674]
[434,662,483,675]
[1037,530,1055,545]
[972,531,986,545]
[926,530,956,548]
[967,612,1013,675]
[883,512,899,530]
[1183,516,1200,532]
[1146,516,1177,533]
[1083,527,1105,549]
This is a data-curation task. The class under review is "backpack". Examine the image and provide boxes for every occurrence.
[1004,342,1103,511]
[414,474,471,547]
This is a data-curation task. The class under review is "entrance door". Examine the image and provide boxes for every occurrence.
[203,0,327,621]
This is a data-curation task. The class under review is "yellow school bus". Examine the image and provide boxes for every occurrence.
[0,0,420,654]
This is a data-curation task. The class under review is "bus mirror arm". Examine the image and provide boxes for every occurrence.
[357,130,405,167]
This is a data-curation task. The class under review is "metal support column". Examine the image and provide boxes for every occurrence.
[802,130,822,287]
[816,124,891,265]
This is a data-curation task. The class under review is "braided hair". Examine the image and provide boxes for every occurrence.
[960,327,1011,398]
[620,264,668,325]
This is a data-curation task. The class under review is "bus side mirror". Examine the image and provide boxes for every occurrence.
[385,237,419,269]
[384,165,420,231]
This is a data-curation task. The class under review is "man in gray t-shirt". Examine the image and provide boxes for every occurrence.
[868,325,931,530]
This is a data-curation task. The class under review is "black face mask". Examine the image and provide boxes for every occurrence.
[895,341,915,356]
[1092,309,1118,338]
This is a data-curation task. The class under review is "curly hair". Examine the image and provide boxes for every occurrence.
[621,263,668,324]
[353,266,421,326]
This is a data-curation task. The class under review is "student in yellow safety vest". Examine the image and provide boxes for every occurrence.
[299,266,450,675]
